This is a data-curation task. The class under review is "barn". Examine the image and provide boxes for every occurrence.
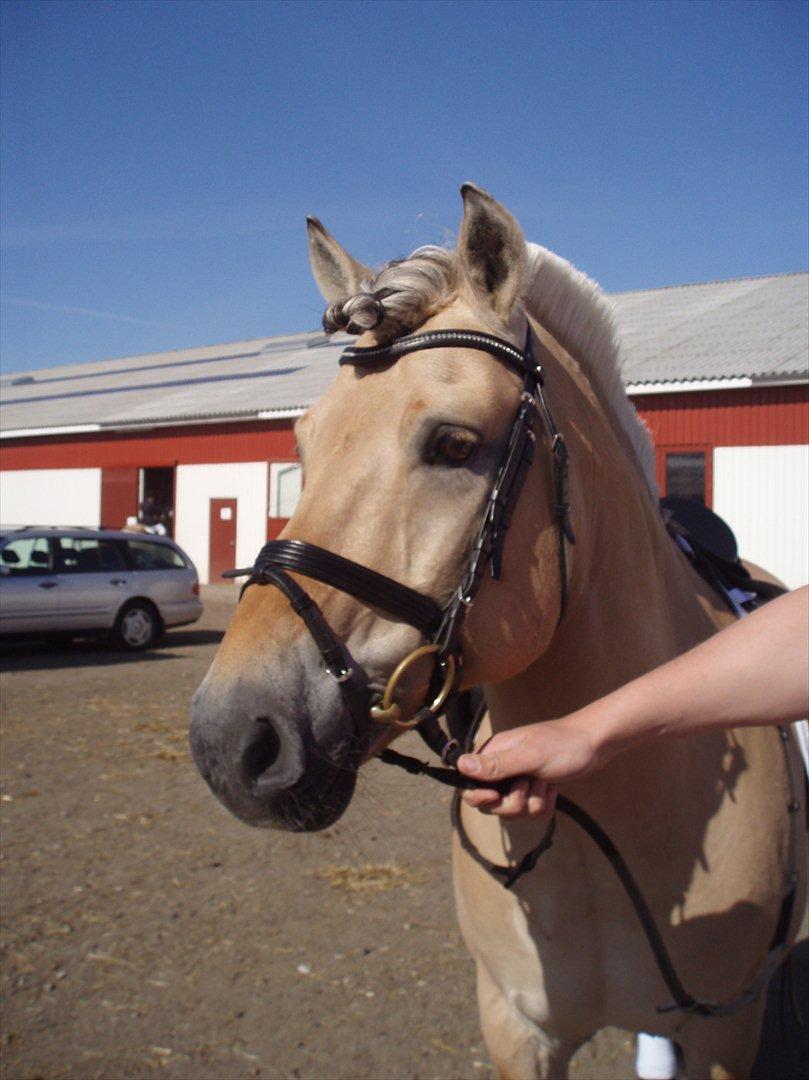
[1,271,807,587]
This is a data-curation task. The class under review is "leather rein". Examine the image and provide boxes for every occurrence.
[225,326,799,1021]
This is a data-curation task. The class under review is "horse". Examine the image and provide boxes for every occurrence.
[189,184,806,1079]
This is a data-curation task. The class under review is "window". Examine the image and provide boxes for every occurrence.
[125,540,186,570]
[269,462,302,519]
[0,536,52,575]
[665,452,707,504]
[55,537,127,574]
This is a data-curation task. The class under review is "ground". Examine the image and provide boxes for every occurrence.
[1,587,805,1080]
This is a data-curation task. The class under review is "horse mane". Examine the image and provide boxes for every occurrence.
[523,243,658,498]
[323,242,658,498]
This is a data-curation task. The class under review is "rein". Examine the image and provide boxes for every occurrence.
[225,324,799,1022]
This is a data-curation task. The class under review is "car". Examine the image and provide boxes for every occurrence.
[0,526,203,650]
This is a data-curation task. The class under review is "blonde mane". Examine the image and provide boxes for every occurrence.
[523,243,658,497]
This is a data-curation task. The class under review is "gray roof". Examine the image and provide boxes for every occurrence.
[612,271,808,387]
[0,331,348,433]
[1,271,806,435]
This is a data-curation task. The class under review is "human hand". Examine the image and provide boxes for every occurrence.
[456,717,602,819]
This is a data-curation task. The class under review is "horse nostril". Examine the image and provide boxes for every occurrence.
[241,718,282,784]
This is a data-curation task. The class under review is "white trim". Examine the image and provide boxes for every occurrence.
[627,375,808,395]
[0,411,306,439]
[0,424,101,439]
[257,407,306,420]
[626,378,753,395]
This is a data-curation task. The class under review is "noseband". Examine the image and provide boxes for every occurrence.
[225,327,575,764]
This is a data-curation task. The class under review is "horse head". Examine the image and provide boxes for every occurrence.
[189,185,566,831]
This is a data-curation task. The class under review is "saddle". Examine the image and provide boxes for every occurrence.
[660,496,786,614]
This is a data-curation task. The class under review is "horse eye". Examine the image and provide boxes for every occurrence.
[429,429,477,465]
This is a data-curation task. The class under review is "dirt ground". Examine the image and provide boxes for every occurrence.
[1,586,805,1080]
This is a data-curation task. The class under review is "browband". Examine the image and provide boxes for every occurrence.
[340,329,538,380]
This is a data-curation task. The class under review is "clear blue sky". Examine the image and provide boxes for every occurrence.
[1,0,807,373]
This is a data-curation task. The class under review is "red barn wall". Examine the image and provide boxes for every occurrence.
[631,385,808,448]
[0,419,297,471]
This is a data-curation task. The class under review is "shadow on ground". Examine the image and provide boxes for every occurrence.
[0,629,223,671]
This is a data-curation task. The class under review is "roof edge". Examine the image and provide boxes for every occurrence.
[626,375,808,395]
[0,408,308,440]
[612,269,808,299]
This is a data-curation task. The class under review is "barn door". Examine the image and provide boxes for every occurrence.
[209,498,237,584]
[101,467,139,528]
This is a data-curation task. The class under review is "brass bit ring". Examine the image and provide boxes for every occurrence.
[369,645,456,728]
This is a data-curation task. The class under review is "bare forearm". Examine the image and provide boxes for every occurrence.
[458,587,809,814]
[588,586,809,761]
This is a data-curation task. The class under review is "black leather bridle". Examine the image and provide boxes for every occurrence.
[225,327,576,765]
[224,321,802,1021]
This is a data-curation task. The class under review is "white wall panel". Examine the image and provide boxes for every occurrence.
[0,469,101,528]
[175,462,268,584]
[714,445,808,589]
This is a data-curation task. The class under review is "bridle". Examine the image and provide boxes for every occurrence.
[225,326,576,765]
[224,323,801,1021]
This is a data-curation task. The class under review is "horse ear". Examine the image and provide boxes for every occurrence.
[306,217,372,304]
[457,184,526,318]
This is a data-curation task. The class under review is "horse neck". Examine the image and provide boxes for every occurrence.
[487,326,724,728]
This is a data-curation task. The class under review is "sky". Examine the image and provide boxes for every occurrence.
[1,0,807,374]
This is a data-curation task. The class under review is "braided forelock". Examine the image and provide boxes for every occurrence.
[322,246,459,341]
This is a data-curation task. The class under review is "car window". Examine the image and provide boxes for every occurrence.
[0,536,52,575]
[125,540,186,570]
[56,537,127,574]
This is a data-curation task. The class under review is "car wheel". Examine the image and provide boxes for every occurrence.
[113,602,160,650]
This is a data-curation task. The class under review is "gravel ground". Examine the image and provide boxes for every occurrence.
[1,586,805,1080]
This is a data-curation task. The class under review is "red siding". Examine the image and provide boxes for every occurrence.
[632,385,808,448]
[267,517,288,541]
[100,467,139,528]
[0,420,297,470]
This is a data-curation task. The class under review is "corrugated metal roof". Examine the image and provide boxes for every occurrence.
[612,271,808,386]
[0,332,347,433]
[1,272,806,434]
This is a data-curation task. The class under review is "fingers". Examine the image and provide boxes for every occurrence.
[461,778,556,820]
[458,745,524,783]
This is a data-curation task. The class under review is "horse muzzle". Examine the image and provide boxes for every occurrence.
[189,668,363,832]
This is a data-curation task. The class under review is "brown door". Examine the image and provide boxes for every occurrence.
[101,468,139,528]
[209,498,237,584]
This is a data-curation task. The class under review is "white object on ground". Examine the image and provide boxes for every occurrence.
[635,1032,677,1079]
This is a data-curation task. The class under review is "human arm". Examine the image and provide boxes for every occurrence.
[458,586,809,818]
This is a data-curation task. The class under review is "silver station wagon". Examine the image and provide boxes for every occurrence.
[0,526,203,650]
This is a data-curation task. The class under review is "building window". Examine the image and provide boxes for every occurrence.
[664,451,708,504]
[269,462,302,519]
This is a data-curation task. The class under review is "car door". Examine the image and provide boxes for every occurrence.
[0,534,60,633]
[54,536,131,629]
[122,537,189,607]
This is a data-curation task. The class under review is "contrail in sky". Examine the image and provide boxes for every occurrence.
[0,295,188,329]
